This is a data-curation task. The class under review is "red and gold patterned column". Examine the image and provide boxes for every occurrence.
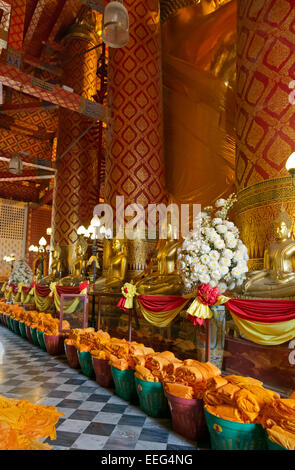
[105,0,167,275]
[236,0,295,269]
[52,7,101,269]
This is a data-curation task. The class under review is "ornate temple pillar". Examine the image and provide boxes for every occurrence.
[52,7,101,272]
[235,0,295,269]
[105,0,167,278]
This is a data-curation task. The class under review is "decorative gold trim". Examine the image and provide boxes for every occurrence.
[237,177,295,213]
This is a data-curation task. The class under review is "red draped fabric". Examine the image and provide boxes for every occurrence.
[117,294,187,312]
[137,295,187,312]
[55,286,80,296]
[22,282,36,295]
[226,298,295,323]
[8,283,18,294]
[35,284,51,297]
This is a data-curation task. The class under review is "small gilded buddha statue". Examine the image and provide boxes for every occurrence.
[58,236,88,287]
[39,245,65,285]
[135,223,183,295]
[93,238,127,292]
[241,205,295,298]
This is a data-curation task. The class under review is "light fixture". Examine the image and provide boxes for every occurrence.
[77,225,86,236]
[39,237,47,247]
[286,152,295,187]
[9,152,23,175]
[88,225,95,234]
[84,229,90,238]
[46,227,52,236]
[33,245,39,253]
[90,215,101,228]
[29,245,35,252]
[102,0,129,49]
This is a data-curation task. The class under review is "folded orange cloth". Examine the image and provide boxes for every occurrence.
[266,425,295,450]
[165,382,194,399]
[207,376,228,390]
[145,356,171,378]
[205,404,245,423]
[290,391,295,400]
[109,358,129,371]
[135,365,157,382]
[226,375,263,388]
[235,388,261,422]
[175,366,203,384]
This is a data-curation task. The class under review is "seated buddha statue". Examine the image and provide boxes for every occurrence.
[241,205,295,298]
[135,223,183,295]
[39,245,65,285]
[58,236,88,287]
[93,238,127,292]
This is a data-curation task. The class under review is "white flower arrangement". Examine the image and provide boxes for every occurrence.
[178,194,249,294]
[9,259,33,286]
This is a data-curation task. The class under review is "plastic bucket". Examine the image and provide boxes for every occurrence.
[37,330,47,351]
[30,327,40,347]
[77,351,95,378]
[135,376,170,418]
[26,325,33,343]
[18,321,27,339]
[111,366,138,403]
[166,391,207,441]
[204,407,266,450]
[92,357,114,388]
[65,343,80,369]
[44,334,65,355]
[12,319,20,334]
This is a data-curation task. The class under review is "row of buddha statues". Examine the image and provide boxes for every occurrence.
[37,206,295,299]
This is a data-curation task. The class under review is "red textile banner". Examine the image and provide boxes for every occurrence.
[137,295,187,312]
[117,294,188,312]
[226,298,295,323]
[35,284,50,297]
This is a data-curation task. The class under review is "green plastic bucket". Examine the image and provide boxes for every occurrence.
[37,330,47,351]
[30,327,40,347]
[204,407,266,450]
[135,376,170,418]
[19,321,27,339]
[111,366,138,403]
[14,319,21,335]
[7,317,12,330]
[77,351,95,378]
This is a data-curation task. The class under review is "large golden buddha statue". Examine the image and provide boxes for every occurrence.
[241,206,295,298]
[58,236,88,287]
[93,238,127,292]
[135,223,183,295]
[39,245,65,285]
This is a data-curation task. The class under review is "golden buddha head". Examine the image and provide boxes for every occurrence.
[112,238,123,254]
[273,205,292,240]
[75,236,88,258]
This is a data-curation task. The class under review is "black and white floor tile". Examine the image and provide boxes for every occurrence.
[0,325,210,450]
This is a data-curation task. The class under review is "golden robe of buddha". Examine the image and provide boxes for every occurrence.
[39,245,64,285]
[93,238,127,292]
[58,237,88,287]
[242,206,295,298]
[135,224,183,295]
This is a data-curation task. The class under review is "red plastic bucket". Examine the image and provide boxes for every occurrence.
[26,325,33,343]
[44,334,65,355]
[166,391,207,441]
[92,357,114,388]
[64,343,80,369]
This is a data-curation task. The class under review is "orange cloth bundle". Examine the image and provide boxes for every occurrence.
[205,404,245,423]
[260,398,295,435]
[145,355,172,379]
[204,374,280,424]
[135,365,159,383]
[165,382,194,400]
[91,349,111,361]
[0,394,63,450]
[266,425,295,450]
[175,365,204,384]
[109,357,129,371]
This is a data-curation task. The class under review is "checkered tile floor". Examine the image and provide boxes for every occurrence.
[0,325,210,450]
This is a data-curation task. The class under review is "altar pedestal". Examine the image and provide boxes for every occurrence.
[223,335,295,393]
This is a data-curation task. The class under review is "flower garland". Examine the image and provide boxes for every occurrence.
[177,194,249,295]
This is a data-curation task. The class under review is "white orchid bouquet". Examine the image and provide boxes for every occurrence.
[177,194,249,294]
